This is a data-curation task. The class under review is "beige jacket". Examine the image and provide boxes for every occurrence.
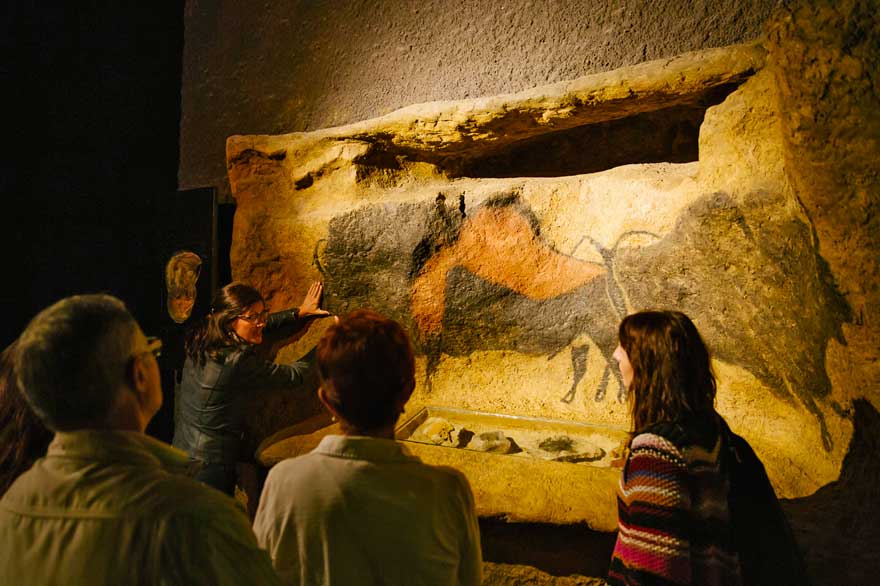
[254,435,482,586]
[0,429,280,586]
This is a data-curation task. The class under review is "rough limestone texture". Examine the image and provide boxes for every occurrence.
[228,8,878,537]
[181,0,778,203]
[766,0,880,418]
[482,563,607,586]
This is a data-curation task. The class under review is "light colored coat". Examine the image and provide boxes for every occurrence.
[254,434,482,586]
[0,430,280,586]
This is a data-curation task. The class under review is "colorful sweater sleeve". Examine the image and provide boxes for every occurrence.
[607,433,692,586]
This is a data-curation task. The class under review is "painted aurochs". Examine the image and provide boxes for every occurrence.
[316,188,848,452]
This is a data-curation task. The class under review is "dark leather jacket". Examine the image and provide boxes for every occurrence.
[172,309,314,464]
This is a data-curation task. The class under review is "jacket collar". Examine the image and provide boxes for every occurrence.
[312,434,415,463]
[48,429,190,475]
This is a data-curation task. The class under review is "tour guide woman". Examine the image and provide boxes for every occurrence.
[173,281,331,495]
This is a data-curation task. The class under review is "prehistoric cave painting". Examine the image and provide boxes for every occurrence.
[557,229,663,403]
[410,193,606,335]
[315,192,626,403]
[316,190,849,450]
[435,262,627,404]
[409,193,660,404]
[165,250,202,323]
[617,191,850,450]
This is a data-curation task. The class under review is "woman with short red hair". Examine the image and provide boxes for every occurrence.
[254,309,482,586]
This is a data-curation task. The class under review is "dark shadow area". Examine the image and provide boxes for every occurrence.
[479,516,616,578]
[2,4,184,348]
[453,102,704,178]
[453,82,740,178]
[353,83,740,181]
[145,188,218,444]
[217,203,236,286]
[782,398,880,586]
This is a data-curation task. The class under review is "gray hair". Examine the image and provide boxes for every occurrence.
[15,294,139,431]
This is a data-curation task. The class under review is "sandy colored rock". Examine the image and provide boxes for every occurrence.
[766,0,880,412]
[482,562,607,586]
[467,431,519,454]
[226,41,765,193]
[181,0,778,202]
[415,416,458,446]
[232,18,878,535]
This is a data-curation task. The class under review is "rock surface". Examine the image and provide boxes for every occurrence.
[181,0,778,202]
[416,416,459,446]
[482,562,607,586]
[235,3,878,548]
[467,431,521,455]
[766,0,880,416]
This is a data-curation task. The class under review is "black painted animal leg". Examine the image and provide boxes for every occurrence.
[312,239,328,276]
[613,367,628,403]
[775,375,833,451]
[801,388,834,451]
[423,338,442,394]
[594,365,610,402]
[424,356,439,394]
[560,345,589,403]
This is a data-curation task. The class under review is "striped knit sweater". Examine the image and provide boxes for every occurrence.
[607,427,742,586]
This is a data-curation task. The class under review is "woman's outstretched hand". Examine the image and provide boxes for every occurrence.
[299,281,332,318]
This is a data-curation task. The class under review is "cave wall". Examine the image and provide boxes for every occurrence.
[766,0,880,414]
[180,0,778,202]
[218,0,878,531]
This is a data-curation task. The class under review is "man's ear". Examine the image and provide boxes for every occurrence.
[128,355,151,402]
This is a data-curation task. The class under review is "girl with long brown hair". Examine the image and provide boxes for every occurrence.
[607,310,741,586]
[0,340,53,496]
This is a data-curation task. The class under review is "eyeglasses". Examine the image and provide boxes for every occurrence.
[144,336,163,359]
[237,311,268,325]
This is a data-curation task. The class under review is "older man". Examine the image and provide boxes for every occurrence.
[0,294,280,585]
[254,309,482,586]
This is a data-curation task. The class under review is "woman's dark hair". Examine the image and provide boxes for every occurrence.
[185,282,264,365]
[317,309,415,434]
[0,341,53,496]
[619,310,717,434]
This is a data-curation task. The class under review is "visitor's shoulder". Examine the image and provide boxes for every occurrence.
[629,431,686,462]
[622,433,689,493]
[0,465,44,509]
[266,454,302,476]
[263,452,323,484]
[222,345,257,364]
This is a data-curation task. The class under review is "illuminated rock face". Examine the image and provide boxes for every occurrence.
[228,23,878,524]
